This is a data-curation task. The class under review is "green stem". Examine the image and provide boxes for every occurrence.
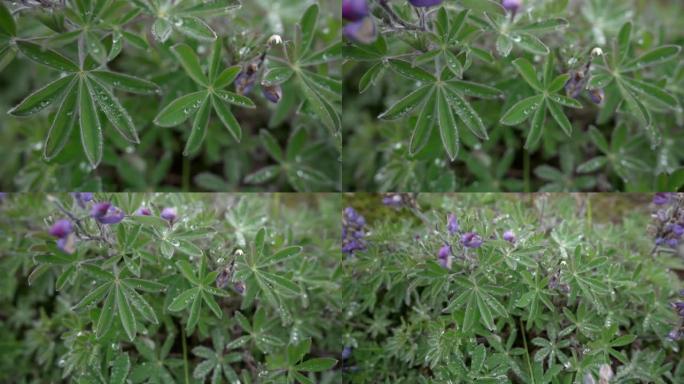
[181,327,190,384]
[523,149,531,193]
[519,317,536,384]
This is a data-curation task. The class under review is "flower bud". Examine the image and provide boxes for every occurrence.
[233,281,245,294]
[461,232,483,248]
[342,0,369,22]
[71,192,93,208]
[501,0,521,13]
[267,34,282,46]
[447,213,459,235]
[234,63,259,95]
[136,207,152,216]
[91,202,125,225]
[160,207,177,223]
[438,244,451,259]
[342,346,353,360]
[262,84,282,103]
[503,230,516,243]
[343,17,377,45]
[588,88,604,105]
[409,0,443,7]
[49,219,72,239]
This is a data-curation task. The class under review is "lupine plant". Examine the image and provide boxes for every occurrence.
[0,0,340,192]
[343,0,684,192]
[342,193,684,383]
[0,193,340,383]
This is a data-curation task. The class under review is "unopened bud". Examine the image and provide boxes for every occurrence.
[591,47,604,57]
[267,34,282,46]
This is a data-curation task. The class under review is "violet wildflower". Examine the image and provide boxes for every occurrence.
[503,230,516,243]
[71,192,93,208]
[216,268,231,289]
[49,219,75,254]
[437,244,452,269]
[136,207,152,216]
[461,232,483,248]
[91,202,125,225]
[342,207,367,255]
[653,193,671,205]
[342,346,352,360]
[666,329,681,341]
[447,213,459,235]
[234,62,259,95]
[343,17,377,44]
[673,224,684,237]
[501,0,521,15]
[161,207,177,224]
[233,281,245,294]
[342,0,369,22]
[588,88,604,105]
[382,194,403,207]
[262,84,282,104]
[408,0,443,7]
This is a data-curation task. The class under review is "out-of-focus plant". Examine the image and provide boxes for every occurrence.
[0,0,341,192]
[341,193,684,383]
[0,193,341,383]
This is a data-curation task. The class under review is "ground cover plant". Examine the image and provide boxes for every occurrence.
[342,0,684,192]
[341,193,684,383]
[0,192,341,383]
[0,0,341,192]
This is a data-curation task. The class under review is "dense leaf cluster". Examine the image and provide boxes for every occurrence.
[343,0,684,192]
[342,193,684,383]
[0,0,341,192]
[0,193,341,383]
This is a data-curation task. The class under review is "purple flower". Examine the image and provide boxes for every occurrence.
[343,207,367,255]
[447,213,459,235]
[233,281,245,294]
[161,207,177,223]
[382,194,404,207]
[234,64,258,95]
[461,232,483,248]
[342,346,352,360]
[501,0,521,13]
[588,88,604,104]
[667,238,679,248]
[343,17,377,44]
[653,193,671,205]
[136,207,152,216]
[666,329,681,341]
[503,230,516,243]
[408,0,443,7]
[49,219,72,239]
[437,244,452,269]
[90,202,125,225]
[342,0,369,22]
[673,224,684,237]
[71,192,93,208]
[262,84,282,103]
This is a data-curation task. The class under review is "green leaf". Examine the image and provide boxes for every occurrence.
[623,45,680,71]
[388,59,436,82]
[611,334,637,347]
[211,95,241,142]
[187,293,201,332]
[617,22,632,63]
[444,87,488,140]
[152,18,172,42]
[201,290,222,318]
[245,166,280,184]
[262,67,295,86]
[172,43,209,86]
[176,240,203,257]
[622,77,678,108]
[444,49,463,77]
[168,287,199,312]
[96,288,115,338]
[177,260,199,284]
[214,90,255,108]
[577,157,607,173]
[295,358,337,372]
[259,130,284,162]
[116,285,137,341]
[515,18,568,33]
[547,100,572,136]
[547,74,569,93]
[437,88,459,161]
[446,80,502,99]
[512,33,549,55]
[9,75,74,117]
[496,35,513,57]
[88,77,139,143]
[463,293,477,332]
[123,278,165,293]
[110,352,130,384]
[548,94,582,108]
[299,4,318,53]
[299,75,340,134]
[183,95,211,155]
[173,16,217,42]
[409,90,436,155]
[90,70,160,94]
[214,65,241,89]
[122,286,159,325]
[513,58,543,91]
[525,100,546,149]
[73,282,111,310]
[0,2,16,36]
[193,360,215,379]
[617,83,651,128]
[176,0,240,17]
[79,77,103,167]
[17,41,79,72]
[378,85,431,120]
[535,165,563,180]
[500,95,544,126]
[154,90,207,127]
[476,295,495,331]
[589,126,610,153]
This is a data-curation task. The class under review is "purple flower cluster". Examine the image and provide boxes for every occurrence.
[666,290,684,341]
[91,202,125,225]
[342,0,377,44]
[342,207,367,255]
[461,232,483,248]
[49,219,75,254]
[651,193,684,249]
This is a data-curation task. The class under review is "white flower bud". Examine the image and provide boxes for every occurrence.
[268,34,283,46]
[591,47,604,57]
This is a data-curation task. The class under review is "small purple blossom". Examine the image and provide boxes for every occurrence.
[673,224,684,237]
[342,0,369,22]
[408,0,443,7]
[343,17,377,44]
[234,64,258,95]
[447,213,459,235]
[90,202,125,225]
[233,281,245,294]
[653,193,672,205]
[437,244,452,269]
[136,207,152,216]
[262,84,282,103]
[666,329,681,341]
[382,194,404,207]
[588,88,604,104]
[342,207,367,255]
[161,207,177,223]
[49,219,72,239]
[501,0,521,13]
[342,346,352,360]
[503,230,516,243]
[461,232,483,248]
[71,192,93,208]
